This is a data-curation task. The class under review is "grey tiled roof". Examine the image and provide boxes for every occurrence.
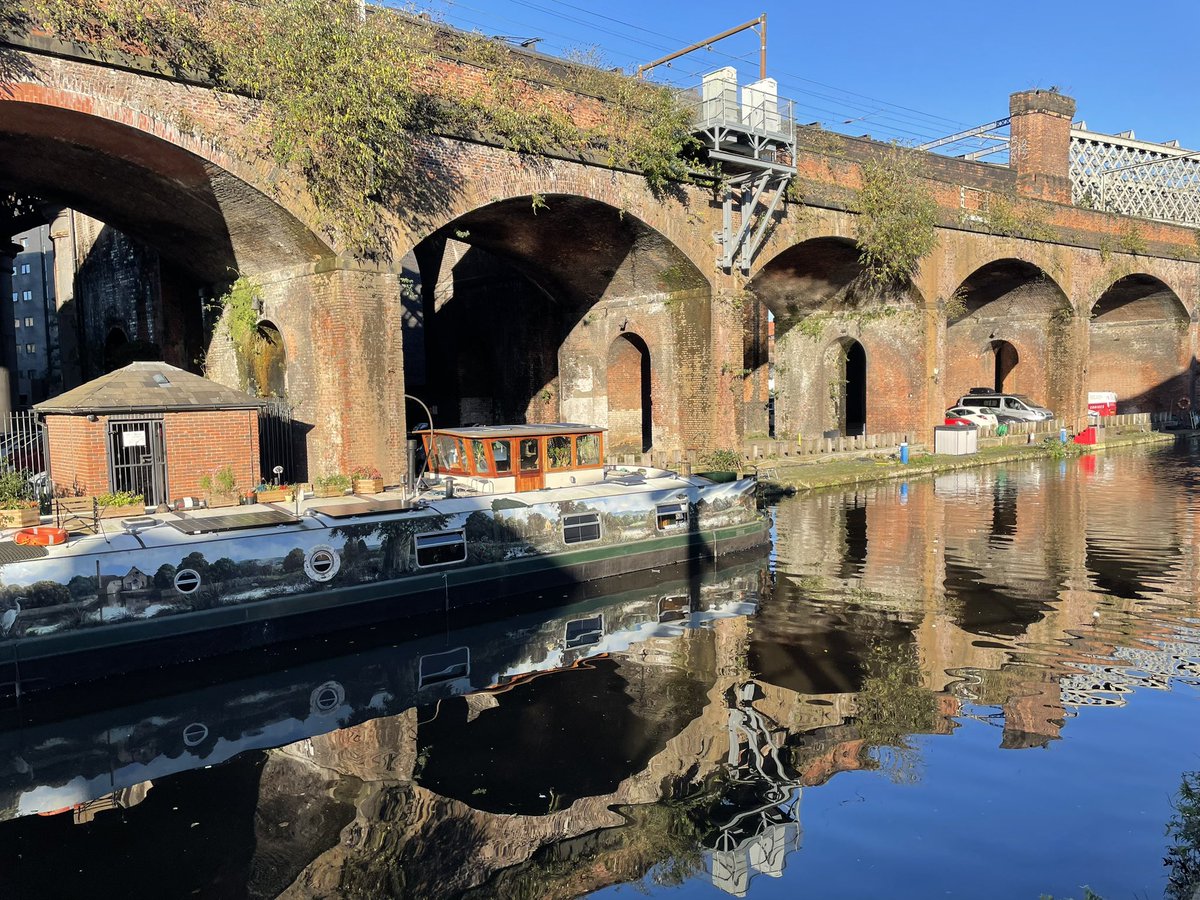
[34,362,267,414]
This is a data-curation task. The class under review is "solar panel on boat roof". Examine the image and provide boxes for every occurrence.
[310,498,421,518]
[168,509,298,535]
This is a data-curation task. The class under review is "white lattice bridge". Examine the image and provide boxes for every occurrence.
[1069,126,1200,227]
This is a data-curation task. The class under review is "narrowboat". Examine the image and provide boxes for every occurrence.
[0,423,767,694]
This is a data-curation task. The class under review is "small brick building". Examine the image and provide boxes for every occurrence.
[35,362,264,506]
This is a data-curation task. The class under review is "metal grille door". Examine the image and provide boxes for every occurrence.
[108,419,167,506]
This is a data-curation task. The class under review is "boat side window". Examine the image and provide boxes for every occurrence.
[576,433,600,466]
[519,438,540,471]
[563,512,601,544]
[492,440,512,473]
[656,502,688,530]
[471,439,491,475]
[547,436,572,469]
[435,435,462,471]
[414,530,467,567]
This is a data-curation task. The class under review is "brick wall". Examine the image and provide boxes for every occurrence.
[164,409,260,498]
[46,414,108,495]
[606,333,647,452]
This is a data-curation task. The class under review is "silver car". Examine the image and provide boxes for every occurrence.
[955,392,1053,422]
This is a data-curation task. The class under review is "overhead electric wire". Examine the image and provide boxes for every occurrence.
[402,0,987,145]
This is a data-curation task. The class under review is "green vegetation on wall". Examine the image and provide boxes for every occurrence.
[855,144,939,288]
[12,0,698,253]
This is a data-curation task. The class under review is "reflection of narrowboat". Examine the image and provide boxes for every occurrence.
[0,423,766,694]
[0,552,767,822]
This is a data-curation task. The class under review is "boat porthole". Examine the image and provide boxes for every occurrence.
[182,722,209,747]
[174,568,202,594]
[304,545,341,582]
[311,680,345,715]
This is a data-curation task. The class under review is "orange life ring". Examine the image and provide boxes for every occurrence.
[14,526,68,546]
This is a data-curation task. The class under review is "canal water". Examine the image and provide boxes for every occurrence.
[1,441,1199,899]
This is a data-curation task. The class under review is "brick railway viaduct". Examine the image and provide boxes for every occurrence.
[3,33,1199,483]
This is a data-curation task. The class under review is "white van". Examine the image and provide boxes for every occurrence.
[955,391,1053,422]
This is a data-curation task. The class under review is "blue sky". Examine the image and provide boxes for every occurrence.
[413,0,1200,154]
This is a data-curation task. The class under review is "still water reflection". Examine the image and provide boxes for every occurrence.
[2,443,1200,899]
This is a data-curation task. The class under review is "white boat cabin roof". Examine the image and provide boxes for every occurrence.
[415,423,604,440]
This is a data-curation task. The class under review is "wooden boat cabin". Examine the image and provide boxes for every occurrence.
[417,424,605,492]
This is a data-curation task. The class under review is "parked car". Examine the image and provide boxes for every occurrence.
[945,406,998,428]
[955,392,1053,422]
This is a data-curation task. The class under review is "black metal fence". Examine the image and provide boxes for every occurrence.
[259,399,297,484]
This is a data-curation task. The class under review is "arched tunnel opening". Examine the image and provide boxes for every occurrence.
[1088,274,1190,413]
[747,236,923,439]
[945,259,1075,416]
[1,100,329,406]
[402,195,707,449]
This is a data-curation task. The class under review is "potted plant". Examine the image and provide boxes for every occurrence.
[0,465,40,527]
[313,473,351,498]
[96,491,146,519]
[254,482,294,503]
[351,466,384,495]
[199,465,240,509]
[696,449,743,483]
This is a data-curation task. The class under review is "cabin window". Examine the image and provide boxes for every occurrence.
[519,438,540,471]
[576,433,600,466]
[435,435,463,470]
[415,529,467,568]
[492,440,512,473]
[471,439,491,475]
[656,502,689,530]
[563,512,601,544]
[548,436,572,469]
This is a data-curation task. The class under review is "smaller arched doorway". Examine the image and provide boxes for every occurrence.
[990,340,1019,392]
[247,321,287,398]
[607,333,652,453]
[843,340,867,436]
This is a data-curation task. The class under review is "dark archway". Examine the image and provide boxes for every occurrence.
[749,237,924,440]
[607,332,652,453]
[946,259,1073,415]
[408,195,706,448]
[991,339,1019,392]
[845,340,867,436]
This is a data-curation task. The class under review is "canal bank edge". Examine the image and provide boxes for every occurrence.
[762,428,1179,493]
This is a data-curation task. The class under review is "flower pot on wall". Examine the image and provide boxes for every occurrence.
[255,488,292,503]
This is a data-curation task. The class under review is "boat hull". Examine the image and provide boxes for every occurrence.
[0,517,767,695]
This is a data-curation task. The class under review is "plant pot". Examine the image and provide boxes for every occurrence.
[695,470,739,484]
[353,478,384,495]
[314,485,348,498]
[206,495,239,509]
[255,488,292,503]
[99,504,145,520]
[0,507,40,528]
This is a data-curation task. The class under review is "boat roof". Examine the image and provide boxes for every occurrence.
[417,423,605,440]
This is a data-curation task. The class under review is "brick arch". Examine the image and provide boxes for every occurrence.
[606,331,653,453]
[402,139,713,286]
[1088,274,1191,413]
[407,192,706,449]
[945,258,1075,414]
[0,81,334,281]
